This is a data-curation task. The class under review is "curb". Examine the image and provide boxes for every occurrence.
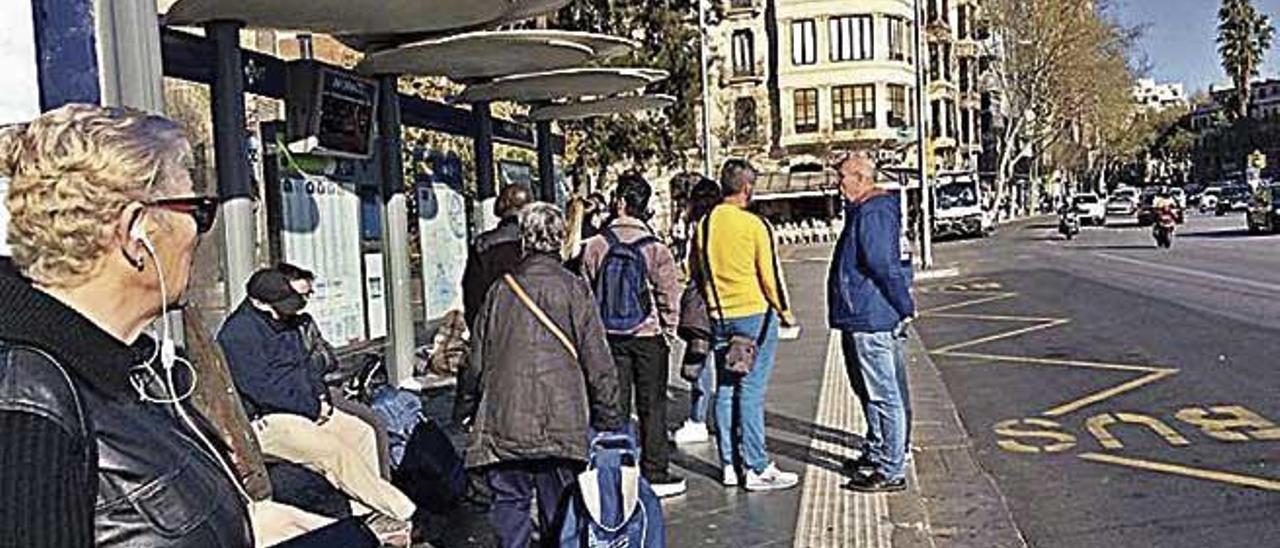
[913,267,962,282]
[903,328,1027,548]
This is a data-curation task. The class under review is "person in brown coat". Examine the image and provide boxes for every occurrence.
[455,202,623,548]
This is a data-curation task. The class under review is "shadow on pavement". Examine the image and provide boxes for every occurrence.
[1067,245,1158,251]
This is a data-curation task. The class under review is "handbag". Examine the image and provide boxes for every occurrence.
[698,212,768,377]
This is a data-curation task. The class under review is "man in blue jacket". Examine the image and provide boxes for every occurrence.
[219,268,416,532]
[827,152,916,493]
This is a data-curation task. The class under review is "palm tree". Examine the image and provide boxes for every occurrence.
[1217,0,1275,119]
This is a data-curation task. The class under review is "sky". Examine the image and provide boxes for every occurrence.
[1114,0,1280,94]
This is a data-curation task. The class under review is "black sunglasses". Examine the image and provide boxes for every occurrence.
[147,196,219,234]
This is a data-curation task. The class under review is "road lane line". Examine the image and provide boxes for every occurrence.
[1095,252,1280,293]
[792,330,889,548]
[1079,453,1280,492]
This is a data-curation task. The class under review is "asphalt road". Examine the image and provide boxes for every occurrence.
[915,211,1280,548]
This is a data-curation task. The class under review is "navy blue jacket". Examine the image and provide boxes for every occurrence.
[827,193,916,332]
[217,302,327,421]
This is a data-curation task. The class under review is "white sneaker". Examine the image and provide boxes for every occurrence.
[744,463,800,492]
[672,420,710,445]
[649,475,688,498]
[722,465,740,487]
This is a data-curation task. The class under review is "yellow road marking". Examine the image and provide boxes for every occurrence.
[1078,453,1280,493]
[926,313,1065,323]
[920,292,1017,314]
[1042,371,1179,418]
[931,319,1071,354]
[935,351,1171,374]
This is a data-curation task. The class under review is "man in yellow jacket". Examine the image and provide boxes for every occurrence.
[692,159,799,491]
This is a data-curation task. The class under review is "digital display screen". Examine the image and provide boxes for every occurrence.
[315,70,377,158]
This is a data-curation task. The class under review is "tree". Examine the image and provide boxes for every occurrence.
[555,1,701,191]
[1217,0,1275,119]
[980,0,1140,210]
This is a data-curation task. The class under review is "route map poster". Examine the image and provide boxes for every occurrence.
[417,182,469,320]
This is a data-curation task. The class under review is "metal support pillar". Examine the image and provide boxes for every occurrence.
[535,121,556,202]
[208,21,257,307]
[97,0,163,112]
[697,0,714,178]
[377,75,415,385]
[473,101,496,235]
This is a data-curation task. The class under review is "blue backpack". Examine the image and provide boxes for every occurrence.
[594,229,658,332]
[558,434,665,548]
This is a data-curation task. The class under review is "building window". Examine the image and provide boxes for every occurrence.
[732,30,755,76]
[929,44,940,81]
[931,100,942,138]
[961,107,972,144]
[959,57,971,92]
[887,16,909,62]
[792,19,818,66]
[888,85,909,128]
[730,0,753,8]
[942,43,953,81]
[958,4,969,39]
[735,97,757,144]
[794,88,819,133]
[834,85,876,130]
[830,15,874,62]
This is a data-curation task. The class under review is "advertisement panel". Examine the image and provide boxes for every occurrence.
[417,183,469,320]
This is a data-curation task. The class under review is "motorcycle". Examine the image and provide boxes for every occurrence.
[1153,207,1176,249]
[1058,207,1081,240]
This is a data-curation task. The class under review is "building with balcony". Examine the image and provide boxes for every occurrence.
[704,0,926,183]
[1133,78,1188,112]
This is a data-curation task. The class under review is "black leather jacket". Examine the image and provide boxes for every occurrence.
[0,274,252,547]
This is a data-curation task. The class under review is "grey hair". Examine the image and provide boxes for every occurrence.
[838,150,877,180]
[719,158,756,197]
[518,202,566,255]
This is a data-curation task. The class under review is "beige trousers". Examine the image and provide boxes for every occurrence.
[248,500,335,548]
[253,408,416,521]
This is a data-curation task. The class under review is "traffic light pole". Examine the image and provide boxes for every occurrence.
[914,0,934,269]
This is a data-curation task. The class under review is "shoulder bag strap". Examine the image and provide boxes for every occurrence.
[503,274,579,361]
[699,212,728,331]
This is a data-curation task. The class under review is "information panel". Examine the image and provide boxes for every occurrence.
[280,174,366,345]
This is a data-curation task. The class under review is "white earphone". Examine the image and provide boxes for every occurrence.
[127,213,251,501]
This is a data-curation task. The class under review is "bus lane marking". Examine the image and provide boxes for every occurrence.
[917,278,1280,493]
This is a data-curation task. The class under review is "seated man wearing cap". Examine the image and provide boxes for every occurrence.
[218,268,416,534]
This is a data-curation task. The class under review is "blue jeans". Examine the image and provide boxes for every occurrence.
[713,311,779,474]
[689,352,715,424]
[841,329,910,479]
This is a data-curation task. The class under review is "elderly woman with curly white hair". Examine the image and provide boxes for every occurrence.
[0,104,264,547]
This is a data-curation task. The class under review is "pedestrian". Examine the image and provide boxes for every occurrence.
[827,152,916,493]
[461,184,532,330]
[693,159,800,491]
[455,202,624,548]
[672,176,723,446]
[579,174,687,498]
[219,268,417,541]
[276,262,394,480]
[0,105,252,546]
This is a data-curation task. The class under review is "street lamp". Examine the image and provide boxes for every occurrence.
[698,0,714,178]
[914,0,934,268]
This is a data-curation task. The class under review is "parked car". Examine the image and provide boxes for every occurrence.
[1246,184,1280,233]
[1073,193,1107,226]
[1198,187,1222,213]
[1217,185,1251,215]
[1137,187,1186,226]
